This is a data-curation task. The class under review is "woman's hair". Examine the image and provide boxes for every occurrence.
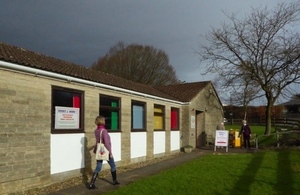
[95,115,105,125]
[242,120,247,124]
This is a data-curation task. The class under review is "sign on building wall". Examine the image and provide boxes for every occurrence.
[214,130,229,152]
[191,115,195,129]
[55,106,80,129]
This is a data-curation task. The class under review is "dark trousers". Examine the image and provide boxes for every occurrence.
[243,134,251,148]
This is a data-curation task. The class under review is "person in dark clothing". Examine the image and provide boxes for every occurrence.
[89,116,120,190]
[239,120,251,149]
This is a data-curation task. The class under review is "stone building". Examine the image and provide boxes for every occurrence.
[0,42,223,194]
[280,94,300,119]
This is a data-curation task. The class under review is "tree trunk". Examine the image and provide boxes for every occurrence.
[243,105,247,120]
[264,101,273,135]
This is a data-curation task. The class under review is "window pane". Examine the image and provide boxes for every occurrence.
[154,115,163,129]
[154,105,164,130]
[73,95,81,108]
[171,108,179,130]
[100,95,120,131]
[52,87,83,132]
[133,105,144,129]
[154,107,163,113]
[111,111,118,130]
[101,96,119,107]
[53,90,74,107]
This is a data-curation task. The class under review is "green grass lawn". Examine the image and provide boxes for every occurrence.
[105,150,300,195]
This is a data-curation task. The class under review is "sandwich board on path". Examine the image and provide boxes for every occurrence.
[214,130,229,152]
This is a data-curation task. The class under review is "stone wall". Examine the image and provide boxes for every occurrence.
[181,83,224,147]
[0,69,182,194]
[0,70,52,194]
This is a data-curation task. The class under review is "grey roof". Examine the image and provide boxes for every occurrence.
[280,95,300,106]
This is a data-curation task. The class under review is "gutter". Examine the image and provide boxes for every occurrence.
[0,60,189,105]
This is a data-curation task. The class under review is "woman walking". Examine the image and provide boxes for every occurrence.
[89,115,120,189]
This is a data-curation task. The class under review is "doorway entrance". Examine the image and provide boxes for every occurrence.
[195,110,205,148]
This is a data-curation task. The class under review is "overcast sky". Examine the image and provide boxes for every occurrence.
[0,0,298,104]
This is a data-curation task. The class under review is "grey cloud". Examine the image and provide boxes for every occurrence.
[0,0,285,82]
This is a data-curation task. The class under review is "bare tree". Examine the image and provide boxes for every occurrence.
[91,42,179,85]
[232,78,262,120]
[199,2,300,134]
[214,66,263,120]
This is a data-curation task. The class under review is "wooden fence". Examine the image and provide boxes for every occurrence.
[227,118,300,130]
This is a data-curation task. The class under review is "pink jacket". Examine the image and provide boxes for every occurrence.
[94,125,112,154]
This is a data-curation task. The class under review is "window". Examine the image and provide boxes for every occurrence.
[154,104,165,130]
[51,86,84,133]
[100,95,120,131]
[131,101,146,131]
[171,107,179,130]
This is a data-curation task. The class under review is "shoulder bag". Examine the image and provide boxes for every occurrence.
[95,129,109,161]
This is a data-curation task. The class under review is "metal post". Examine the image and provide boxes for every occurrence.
[255,137,258,149]
[276,130,279,148]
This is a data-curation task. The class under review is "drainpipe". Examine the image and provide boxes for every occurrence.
[0,60,188,105]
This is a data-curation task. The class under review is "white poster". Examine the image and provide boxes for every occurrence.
[214,130,229,152]
[191,116,195,129]
[55,106,80,129]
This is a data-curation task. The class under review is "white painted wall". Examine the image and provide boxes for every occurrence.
[50,133,121,174]
[50,134,85,174]
[130,132,147,158]
[154,131,165,154]
[171,131,180,151]
[109,132,121,161]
